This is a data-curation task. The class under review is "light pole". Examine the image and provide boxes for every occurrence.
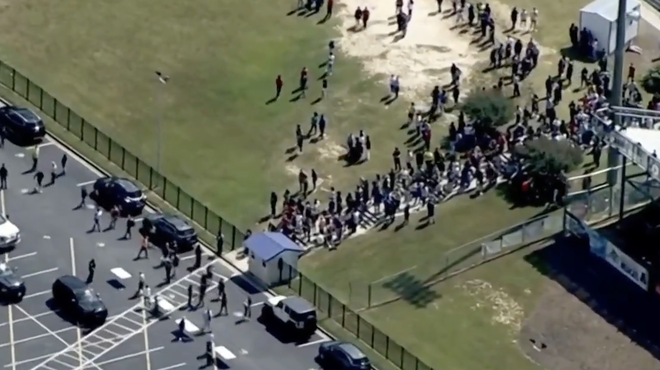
[607,0,629,186]
[155,71,169,173]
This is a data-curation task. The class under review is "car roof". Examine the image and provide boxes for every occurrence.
[282,296,315,313]
[56,275,87,290]
[337,342,367,360]
[114,178,140,192]
[162,215,192,231]
[11,108,40,123]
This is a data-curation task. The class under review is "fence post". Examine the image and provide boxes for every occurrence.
[26,80,30,100]
[204,207,208,229]
[39,88,43,110]
[176,186,180,208]
[67,108,71,131]
[297,274,303,295]
[121,147,125,169]
[367,284,372,308]
[94,126,98,150]
[313,284,317,305]
[341,304,346,326]
[149,167,154,189]
[11,68,15,90]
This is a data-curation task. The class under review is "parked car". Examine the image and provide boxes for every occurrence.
[0,104,45,142]
[52,275,108,327]
[92,177,146,216]
[317,341,372,370]
[0,263,25,302]
[261,295,317,339]
[141,214,198,251]
[0,213,21,250]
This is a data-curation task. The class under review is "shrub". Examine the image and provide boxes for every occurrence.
[462,88,514,131]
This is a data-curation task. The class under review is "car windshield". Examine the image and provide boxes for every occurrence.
[118,180,142,198]
[76,288,97,302]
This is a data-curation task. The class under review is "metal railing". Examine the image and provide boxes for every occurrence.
[0,60,246,251]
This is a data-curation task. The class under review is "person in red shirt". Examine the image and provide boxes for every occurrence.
[275,75,283,99]
[362,7,370,28]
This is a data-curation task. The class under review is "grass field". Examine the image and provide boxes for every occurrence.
[1,0,660,369]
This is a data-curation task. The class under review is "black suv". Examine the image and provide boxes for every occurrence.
[92,177,146,216]
[0,105,46,142]
[52,275,108,327]
[0,263,25,302]
[141,214,198,251]
[261,296,317,339]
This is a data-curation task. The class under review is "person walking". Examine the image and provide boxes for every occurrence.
[275,75,283,100]
[187,284,194,309]
[124,216,135,239]
[109,206,119,230]
[91,208,102,232]
[79,186,88,209]
[132,272,146,298]
[136,235,149,259]
[30,146,39,172]
[33,171,44,193]
[202,308,212,334]
[219,291,228,316]
[0,164,8,190]
[175,316,186,342]
[193,244,202,269]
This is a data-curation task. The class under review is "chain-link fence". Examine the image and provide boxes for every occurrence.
[281,264,436,370]
[0,60,246,251]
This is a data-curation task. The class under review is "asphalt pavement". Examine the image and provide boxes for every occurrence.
[0,135,328,370]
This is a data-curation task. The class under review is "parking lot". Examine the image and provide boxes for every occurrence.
[0,135,328,370]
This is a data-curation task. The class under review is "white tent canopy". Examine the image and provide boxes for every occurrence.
[579,0,641,55]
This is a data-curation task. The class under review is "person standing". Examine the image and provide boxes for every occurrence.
[216,232,224,251]
[0,164,8,190]
[275,75,283,99]
[163,255,173,284]
[50,161,57,185]
[242,296,252,321]
[87,259,96,284]
[109,206,119,230]
[202,308,212,333]
[60,154,68,175]
[362,7,370,28]
[193,244,202,269]
[187,284,194,309]
[31,146,39,172]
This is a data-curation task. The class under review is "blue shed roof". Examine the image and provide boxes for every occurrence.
[245,232,303,262]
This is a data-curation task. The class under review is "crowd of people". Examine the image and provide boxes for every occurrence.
[262,0,653,248]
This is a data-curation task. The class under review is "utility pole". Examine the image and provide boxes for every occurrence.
[155,71,169,173]
[607,0,628,186]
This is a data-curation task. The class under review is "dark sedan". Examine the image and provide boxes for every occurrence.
[0,263,25,302]
[141,214,198,251]
[317,341,372,370]
[0,106,46,142]
[92,177,146,216]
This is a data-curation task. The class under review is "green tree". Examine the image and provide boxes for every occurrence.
[511,137,583,205]
[462,88,514,131]
[641,65,660,95]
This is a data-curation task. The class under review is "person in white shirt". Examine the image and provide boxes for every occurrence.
[50,161,57,185]
[326,53,335,76]
[530,8,538,31]
[92,208,102,232]
[520,9,528,29]
[407,0,414,18]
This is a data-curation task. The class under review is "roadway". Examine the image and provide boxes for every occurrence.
[0,134,327,370]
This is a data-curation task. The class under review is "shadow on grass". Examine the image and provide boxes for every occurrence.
[523,237,660,361]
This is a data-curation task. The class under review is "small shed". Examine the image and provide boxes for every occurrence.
[245,232,304,286]
[579,0,641,55]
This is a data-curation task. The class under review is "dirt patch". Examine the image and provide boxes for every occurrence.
[316,140,346,161]
[460,279,524,335]
[519,279,660,370]
[284,163,302,177]
[335,0,480,102]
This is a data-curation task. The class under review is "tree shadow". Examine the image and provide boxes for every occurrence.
[560,46,597,64]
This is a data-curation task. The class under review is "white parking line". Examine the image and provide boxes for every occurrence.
[76,180,96,187]
[22,290,50,299]
[0,310,56,328]
[296,338,330,348]
[0,327,76,348]
[153,363,186,370]
[21,267,59,279]
[35,142,55,149]
[91,347,164,367]
[7,252,36,262]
